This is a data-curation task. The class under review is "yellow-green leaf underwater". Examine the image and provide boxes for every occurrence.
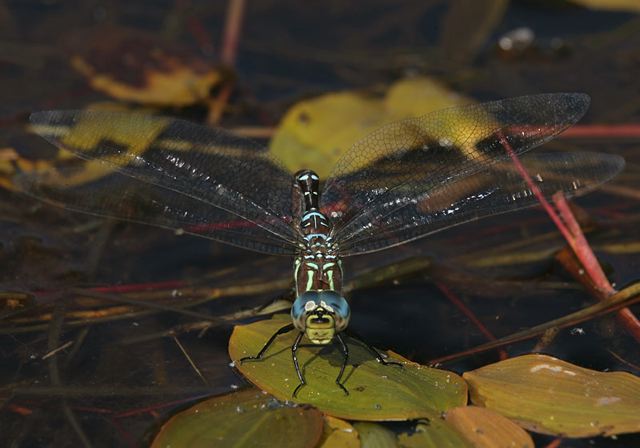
[151,388,324,448]
[397,418,472,448]
[353,422,399,448]
[464,354,640,437]
[229,315,467,421]
[319,416,359,448]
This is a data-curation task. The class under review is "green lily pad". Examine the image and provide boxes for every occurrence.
[398,419,472,448]
[229,315,467,421]
[151,388,324,448]
[464,354,640,437]
[444,406,534,448]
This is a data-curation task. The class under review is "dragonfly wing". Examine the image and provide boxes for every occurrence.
[19,110,301,255]
[320,93,620,255]
[333,151,624,255]
[16,165,298,255]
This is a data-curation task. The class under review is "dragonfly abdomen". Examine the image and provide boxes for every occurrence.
[293,169,343,296]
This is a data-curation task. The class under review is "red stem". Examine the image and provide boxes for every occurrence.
[552,194,614,295]
[544,438,563,448]
[498,133,575,244]
[562,124,640,138]
[220,0,246,66]
[499,133,640,343]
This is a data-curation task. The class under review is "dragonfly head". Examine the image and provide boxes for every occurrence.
[291,290,350,345]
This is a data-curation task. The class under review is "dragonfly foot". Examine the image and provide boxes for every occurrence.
[336,381,349,396]
[377,356,403,368]
[292,381,306,398]
[239,355,259,364]
[238,323,295,365]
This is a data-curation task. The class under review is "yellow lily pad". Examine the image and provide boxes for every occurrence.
[464,354,640,437]
[444,406,534,448]
[319,416,359,448]
[269,77,480,177]
[151,388,324,448]
[398,418,472,448]
[229,315,467,421]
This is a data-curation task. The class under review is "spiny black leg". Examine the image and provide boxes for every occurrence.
[334,334,350,396]
[345,330,403,367]
[240,323,295,363]
[291,332,306,397]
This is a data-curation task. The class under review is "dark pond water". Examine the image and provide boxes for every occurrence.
[1,1,639,447]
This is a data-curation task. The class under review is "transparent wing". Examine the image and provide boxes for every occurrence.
[321,93,623,255]
[333,151,624,255]
[16,110,301,255]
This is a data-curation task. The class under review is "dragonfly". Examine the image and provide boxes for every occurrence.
[17,93,624,397]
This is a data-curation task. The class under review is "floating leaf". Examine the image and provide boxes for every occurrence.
[319,416,359,448]
[353,422,398,447]
[269,77,476,177]
[151,388,324,448]
[444,406,534,448]
[464,354,640,437]
[398,418,472,448]
[229,315,467,421]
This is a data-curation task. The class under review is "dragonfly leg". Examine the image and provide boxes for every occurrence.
[334,333,350,396]
[292,332,306,397]
[345,330,403,368]
[240,323,295,363]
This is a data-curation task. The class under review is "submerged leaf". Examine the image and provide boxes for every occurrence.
[352,422,398,447]
[151,388,324,448]
[269,77,475,177]
[444,406,534,448]
[269,91,387,176]
[398,418,472,448]
[71,29,222,106]
[319,416,359,448]
[464,354,640,437]
[229,315,467,421]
